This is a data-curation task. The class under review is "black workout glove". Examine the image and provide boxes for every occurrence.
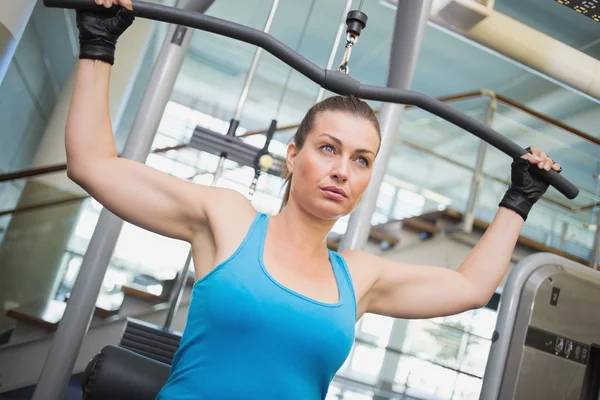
[499,149,557,221]
[76,7,135,65]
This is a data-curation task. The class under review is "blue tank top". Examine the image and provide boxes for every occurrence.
[156,212,357,400]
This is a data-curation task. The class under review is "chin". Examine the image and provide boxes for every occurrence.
[308,198,353,221]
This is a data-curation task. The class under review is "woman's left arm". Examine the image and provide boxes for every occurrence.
[353,147,561,320]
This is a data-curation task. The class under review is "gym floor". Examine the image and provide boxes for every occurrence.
[0,375,82,400]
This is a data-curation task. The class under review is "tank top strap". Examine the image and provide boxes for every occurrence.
[328,250,358,317]
[245,212,269,250]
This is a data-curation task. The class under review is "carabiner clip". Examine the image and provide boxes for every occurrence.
[337,33,357,75]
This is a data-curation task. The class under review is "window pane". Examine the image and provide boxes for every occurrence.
[402,320,464,369]
[376,181,396,215]
[460,335,491,377]
[452,374,482,400]
[469,308,497,339]
[393,188,425,219]
[343,390,374,400]
[395,356,457,400]
[435,310,474,332]
[358,313,394,347]
[349,343,386,384]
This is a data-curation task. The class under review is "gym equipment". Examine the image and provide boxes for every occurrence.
[191,0,281,191]
[43,0,579,200]
[81,319,177,400]
[481,252,600,399]
[82,345,170,400]
[315,0,353,103]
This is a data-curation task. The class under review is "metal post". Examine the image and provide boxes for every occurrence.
[590,209,600,269]
[315,0,352,103]
[213,0,279,183]
[163,248,193,330]
[338,0,433,251]
[462,96,496,233]
[559,220,568,249]
[32,1,215,399]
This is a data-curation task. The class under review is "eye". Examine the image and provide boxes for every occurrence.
[321,144,335,153]
[356,157,369,167]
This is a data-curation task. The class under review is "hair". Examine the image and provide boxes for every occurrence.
[280,95,381,210]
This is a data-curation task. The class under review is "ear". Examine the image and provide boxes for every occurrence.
[286,142,298,174]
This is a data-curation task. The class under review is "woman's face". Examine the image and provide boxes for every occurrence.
[286,110,380,220]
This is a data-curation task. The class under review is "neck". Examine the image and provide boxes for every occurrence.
[271,199,336,257]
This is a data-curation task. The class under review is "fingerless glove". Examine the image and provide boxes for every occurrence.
[76,8,135,65]
[499,152,557,221]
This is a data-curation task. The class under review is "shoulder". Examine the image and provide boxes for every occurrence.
[339,249,382,272]
[338,249,382,312]
[204,187,256,228]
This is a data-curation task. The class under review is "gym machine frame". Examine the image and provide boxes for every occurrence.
[44,0,579,200]
[482,252,600,399]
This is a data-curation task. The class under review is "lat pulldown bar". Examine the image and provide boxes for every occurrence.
[43,0,580,200]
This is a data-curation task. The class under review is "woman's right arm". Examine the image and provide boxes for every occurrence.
[66,60,248,243]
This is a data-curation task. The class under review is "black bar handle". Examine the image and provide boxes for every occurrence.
[43,0,580,200]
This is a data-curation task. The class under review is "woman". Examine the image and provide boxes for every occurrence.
[70,1,561,399]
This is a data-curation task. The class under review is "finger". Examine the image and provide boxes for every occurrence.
[117,0,133,10]
[521,152,542,164]
[552,163,561,171]
[521,152,536,163]
[538,160,545,169]
[528,145,539,155]
[95,0,103,5]
[103,0,112,8]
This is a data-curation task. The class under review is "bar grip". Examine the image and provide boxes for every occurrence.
[528,166,577,199]
[43,0,581,200]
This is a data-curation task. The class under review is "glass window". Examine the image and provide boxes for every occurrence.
[459,336,491,377]
[452,374,482,400]
[395,356,457,400]
[376,181,397,215]
[393,188,425,219]
[358,313,394,347]
[348,343,386,384]
[402,320,464,369]
[343,391,374,400]
[468,308,497,339]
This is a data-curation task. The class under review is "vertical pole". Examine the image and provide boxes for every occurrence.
[213,0,279,183]
[590,210,600,269]
[558,220,568,249]
[0,0,37,85]
[590,165,600,269]
[233,0,279,122]
[32,2,215,399]
[461,96,496,233]
[163,248,193,330]
[338,0,433,251]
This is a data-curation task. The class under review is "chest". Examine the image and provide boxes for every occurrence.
[263,244,341,305]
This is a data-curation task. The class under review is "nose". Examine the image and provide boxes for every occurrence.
[331,159,349,182]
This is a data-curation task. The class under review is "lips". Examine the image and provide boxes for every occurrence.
[321,186,347,199]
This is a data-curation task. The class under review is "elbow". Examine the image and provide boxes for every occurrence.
[471,291,493,310]
[66,161,92,187]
